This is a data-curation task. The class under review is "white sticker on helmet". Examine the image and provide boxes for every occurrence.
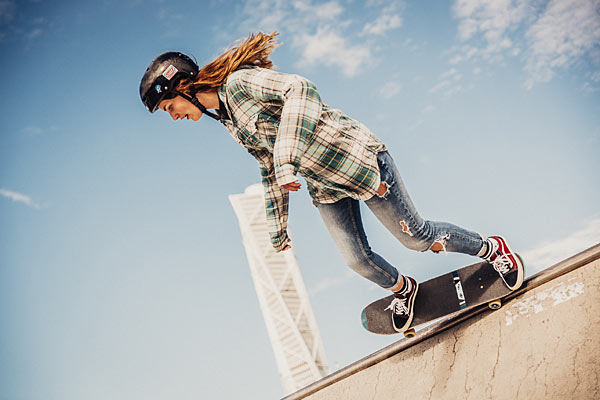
[163,65,178,80]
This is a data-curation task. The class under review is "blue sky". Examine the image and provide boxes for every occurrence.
[1,0,599,399]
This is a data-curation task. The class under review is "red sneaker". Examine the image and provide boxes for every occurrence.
[483,236,524,291]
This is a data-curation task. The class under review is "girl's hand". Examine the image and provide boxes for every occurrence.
[283,181,301,191]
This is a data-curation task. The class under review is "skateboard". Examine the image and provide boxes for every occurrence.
[361,259,516,337]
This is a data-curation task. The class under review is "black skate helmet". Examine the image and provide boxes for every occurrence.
[139,52,220,119]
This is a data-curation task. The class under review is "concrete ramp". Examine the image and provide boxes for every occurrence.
[283,244,600,400]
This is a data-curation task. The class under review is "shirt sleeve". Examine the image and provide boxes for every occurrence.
[227,68,323,187]
[247,147,291,252]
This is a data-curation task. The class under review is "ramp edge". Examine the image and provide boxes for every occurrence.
[281,243,600,400]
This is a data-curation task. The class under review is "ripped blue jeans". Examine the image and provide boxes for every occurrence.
[314,151,485,290]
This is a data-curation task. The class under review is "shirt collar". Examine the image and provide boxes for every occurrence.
[217,85,231,121]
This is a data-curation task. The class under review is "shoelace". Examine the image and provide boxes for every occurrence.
[492,255,512,274]
[385,297,409,315]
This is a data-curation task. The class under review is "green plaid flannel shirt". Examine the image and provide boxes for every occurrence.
[218,66,386,251]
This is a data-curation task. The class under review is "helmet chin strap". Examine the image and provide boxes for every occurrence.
[174,90,221,121]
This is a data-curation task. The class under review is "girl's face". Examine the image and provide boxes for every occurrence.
[158,95,202,121]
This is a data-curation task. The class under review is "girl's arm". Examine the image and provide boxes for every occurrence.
[247,147,291,252]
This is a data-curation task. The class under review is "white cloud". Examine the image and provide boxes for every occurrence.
[0,0,15,24]
[0,2,51,43]
[237,0,409,77]
[429,74,463,97]
[26,28,42,40]
[422,105,435,114]
[520,218,600,275]
[156,7,184,22]
[448,45,480,63]
[239,0,377,77]
[584,69,600,91]
[453,0,530,49]
[450,55,463,64]
[20,125,58,136]
[293,27,372,77]
[240,0,291,31]
[452,0,600,89]
[0,188,41,209]
[524,0,600,89]
[293,1,343,19]
[21,125,43,136]
[429,80,452,94]
[379,81,402,99]
[402,37,422,52]
[362,13,403,36]
[362,2,404,36]
[440,68,458,79]
[241,0,345,32]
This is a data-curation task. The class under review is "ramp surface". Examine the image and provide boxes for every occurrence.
[283,244,600,400]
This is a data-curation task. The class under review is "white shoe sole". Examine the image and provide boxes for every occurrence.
[394,280,419,333]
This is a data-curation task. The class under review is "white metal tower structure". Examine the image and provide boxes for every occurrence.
[229,184,329,394]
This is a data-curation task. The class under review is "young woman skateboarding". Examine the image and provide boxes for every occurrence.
[139,32,524,333]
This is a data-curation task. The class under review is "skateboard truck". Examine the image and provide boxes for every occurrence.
[401,298,504,338]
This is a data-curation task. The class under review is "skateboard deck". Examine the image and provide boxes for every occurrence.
[361,260,513,336]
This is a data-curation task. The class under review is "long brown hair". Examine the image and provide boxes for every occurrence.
[178,31,280,94]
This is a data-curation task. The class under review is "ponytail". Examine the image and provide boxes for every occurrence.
[177,31,280,94]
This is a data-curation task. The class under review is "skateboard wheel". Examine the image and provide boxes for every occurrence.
[488,300,502,310]
[404,328,416,338]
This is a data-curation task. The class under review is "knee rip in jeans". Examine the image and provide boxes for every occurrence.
[376,180,392,199]
[429,233,450,254]
[399,220,414,237]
